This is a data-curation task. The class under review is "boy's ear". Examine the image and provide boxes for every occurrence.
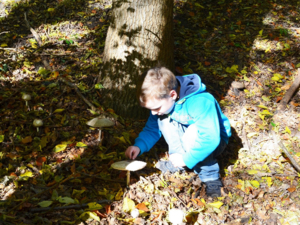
[169,90,178,100]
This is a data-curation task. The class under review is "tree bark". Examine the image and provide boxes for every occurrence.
[98,0,174,119]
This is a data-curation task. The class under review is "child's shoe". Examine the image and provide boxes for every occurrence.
[156,160,181,173]
[204,179,223,198]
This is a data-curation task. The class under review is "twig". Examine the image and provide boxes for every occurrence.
[277,68,300,112]
[29,200,111,213]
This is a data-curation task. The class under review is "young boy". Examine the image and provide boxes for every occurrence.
[125,67,231,197]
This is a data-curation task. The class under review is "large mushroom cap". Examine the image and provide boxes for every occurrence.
[111,160,147,171]
[86,118,115,128]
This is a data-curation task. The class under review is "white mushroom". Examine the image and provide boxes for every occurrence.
[33,119,43,132]
[169,208,185,225]
[86,117,114,141]
[22,94,31,106]
[111,160,147,186]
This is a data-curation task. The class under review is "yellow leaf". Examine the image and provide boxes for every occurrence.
[262,96,270,102]
[244,75,250,82]
[253,164,262,170]
[259,29,263,36]
[247,170,258,175]
[115,188,123,201]
[53,109,65,113]
[122,197,135,213]
[262,177,273,187]
[261,110,272,115]
[51,71,59,78]
[5,9,9,15]
[119,136,127,144]
[257,105,268,109]
[247,132,258,138]
[238,179,245,191]
[285,126,291,135]
[262,164,271,172]
[1,43,8,47]
[250,180,260,188]
[53,144,67,153]
[21,171,33,177]
[228,192,232,198]
[201,198,206,204]
[208,201,223,209]
[87,202,103,210]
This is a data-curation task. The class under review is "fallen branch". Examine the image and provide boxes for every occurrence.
[29,199,110,213]
[8,174,74,214]
[78,172,126,183]
[271,130,300,173]
[59,77,99,113]
[277,141,300,173]
[24,12,51,71]
[277,68,300,112]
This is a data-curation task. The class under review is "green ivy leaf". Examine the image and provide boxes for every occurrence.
[58,196,75,204]
[38,201,53,207]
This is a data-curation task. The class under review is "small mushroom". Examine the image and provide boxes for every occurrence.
[33,119,43,132]
[169,208,185,225]
[111,160,147,186]
[22,94,31,106]
[86,117,115,141]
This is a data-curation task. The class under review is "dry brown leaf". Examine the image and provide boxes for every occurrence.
[287,186,296,193]
[22,136,32,144]
[36,157,46,167]
[136,202,150,212]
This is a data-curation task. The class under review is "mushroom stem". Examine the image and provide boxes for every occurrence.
[37,127,39,132]
[98,129,102,142]
[126,170,130,187]
[25,101,28,106]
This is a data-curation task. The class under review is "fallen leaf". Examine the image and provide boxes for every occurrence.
[22,136,32,144]
[36,157,46,167]
[204,61,211,66]
[287,187,296,193]
[136,202,149,212]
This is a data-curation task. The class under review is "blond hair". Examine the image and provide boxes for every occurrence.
[137,67,177,104]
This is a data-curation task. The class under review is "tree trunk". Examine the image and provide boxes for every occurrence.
[98,0,174,119]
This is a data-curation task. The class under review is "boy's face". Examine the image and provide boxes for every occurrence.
[142,90,177,116]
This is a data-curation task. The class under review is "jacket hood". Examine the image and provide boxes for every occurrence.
[176,74,206,100]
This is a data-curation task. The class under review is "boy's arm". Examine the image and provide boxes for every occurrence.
[134,112,161,155]
[182,95,221,169]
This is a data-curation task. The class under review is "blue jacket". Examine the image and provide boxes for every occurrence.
[134,74,231,169]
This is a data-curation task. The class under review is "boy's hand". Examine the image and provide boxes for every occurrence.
[169,153,186,167]
[125,146,140,160]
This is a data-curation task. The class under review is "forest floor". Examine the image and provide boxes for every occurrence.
[0,0,300,224]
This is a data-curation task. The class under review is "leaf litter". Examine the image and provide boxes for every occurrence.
[0,0,300,224]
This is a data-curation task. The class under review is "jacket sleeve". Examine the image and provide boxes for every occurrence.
[133,112,161,155]
[182,95,221,169]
